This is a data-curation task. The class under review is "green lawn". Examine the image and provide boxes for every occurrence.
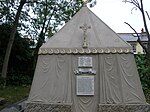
[0,85,31,110]
[0,85,150,110]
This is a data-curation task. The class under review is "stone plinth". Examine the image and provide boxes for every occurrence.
[99,104,150,112]
[24,103,72,112]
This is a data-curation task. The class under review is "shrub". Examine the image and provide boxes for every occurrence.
[6,72,32,86]
[135,54,150,92]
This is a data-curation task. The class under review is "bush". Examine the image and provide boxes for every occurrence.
[6,72,32,86]
[135,54,150,92]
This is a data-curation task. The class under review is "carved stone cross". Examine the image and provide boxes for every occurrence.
[80,23,91,48]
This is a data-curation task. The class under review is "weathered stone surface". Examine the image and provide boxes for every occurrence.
[0,97,6,105]
[99,104,150,112]
[24,103,72,112]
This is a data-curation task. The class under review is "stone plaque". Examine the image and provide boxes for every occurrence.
[76,76,94,95]
[78,57,92,67]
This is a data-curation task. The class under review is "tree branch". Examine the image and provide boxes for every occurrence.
[124,22,148,53]
[146,11,150,20]
[140,0,150,41]
[123,0,142,12]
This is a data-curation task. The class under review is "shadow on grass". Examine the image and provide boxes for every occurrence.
[0,85,30,110]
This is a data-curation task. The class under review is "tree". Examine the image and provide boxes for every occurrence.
[0,24,33,85]
[1,0,26,87]
[123,0,150,64]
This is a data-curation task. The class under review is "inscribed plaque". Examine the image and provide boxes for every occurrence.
[76,76,94,95]
[78,57,92,67]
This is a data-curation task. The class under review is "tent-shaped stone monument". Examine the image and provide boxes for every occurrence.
[25,6,150,112]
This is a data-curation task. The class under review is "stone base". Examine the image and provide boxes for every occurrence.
[99,104,150,112]
[24,103,150,112]
[24,103,72,112]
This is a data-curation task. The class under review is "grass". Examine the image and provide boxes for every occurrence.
[0,85,31,110]
[0,85,149,111]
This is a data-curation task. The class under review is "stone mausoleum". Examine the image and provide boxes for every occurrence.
[25,5,150,112]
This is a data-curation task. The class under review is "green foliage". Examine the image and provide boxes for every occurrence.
[7,73,32,86]
[0,0,84,38]
[135,54,150,92]
[0,0,20,23]
[1,0,85,57]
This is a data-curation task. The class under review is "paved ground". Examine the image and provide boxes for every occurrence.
[0,98,27,112]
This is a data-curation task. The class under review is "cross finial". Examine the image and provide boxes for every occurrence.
[82,0,88,6]
[80,23,91,48]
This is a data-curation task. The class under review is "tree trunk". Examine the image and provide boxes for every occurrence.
[140,0,150,40]
[1,0,26,87]
[123,0,150,64]
[146,41,150,65]
[140,0,150,64]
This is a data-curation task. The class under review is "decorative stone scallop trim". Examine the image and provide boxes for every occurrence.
[38,48,133,55]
